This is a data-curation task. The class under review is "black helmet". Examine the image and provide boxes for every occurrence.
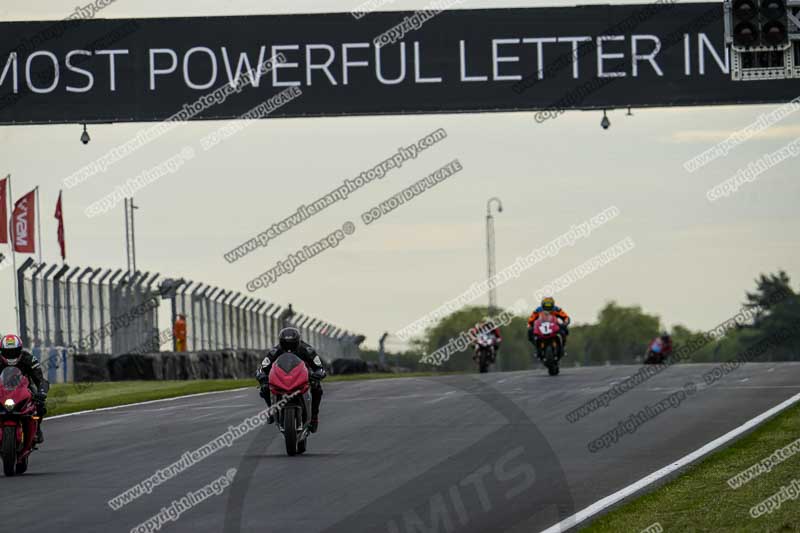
[279,327,301,352]
[660,331,670,340]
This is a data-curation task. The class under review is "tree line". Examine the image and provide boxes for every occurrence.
[360,270,800,372]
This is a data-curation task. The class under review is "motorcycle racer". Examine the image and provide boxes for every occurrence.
[528,297,571,349]
[470,319,502,362]
[645,332,673,364]
[256,327,326,433]
[0,335,48,444]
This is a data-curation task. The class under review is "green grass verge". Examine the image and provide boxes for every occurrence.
[45,372,453,417]
[582,401,800,533]
[46,379,253,416]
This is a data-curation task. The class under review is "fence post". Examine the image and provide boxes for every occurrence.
[228,292,238,349]
[239,295,251,349]
[269,306,282,346]
[252,301,265,349]
[330,326,341,360]
[337,329,347,360]
[199,285,214,351]
[305,318,317,350]
[146,274,163,351]
[41,265,59,348]
[210,288,224,350]
[261,303,274,349]
[134,272,154,353]
[190,283,205,352]
[115,270,132,355]
[249,298,260,349]
[222,291,237,349]
[302,317,314,347]
[312,320,323,355]
[106,270,124,355]
[248,299,260,349]
[231,293,243,349]
[243,296,254,349]
[63,267,80,349]
[74,267,93,350]
[97,269,115,354]
[320,322,331,360]
[292,313,303,335]
[217,290,229,349]
[297,315,310,343]
[51,265,69,347]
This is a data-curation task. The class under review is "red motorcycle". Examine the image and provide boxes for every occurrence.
[532,315,564,376]
[268,352,313,456]
[0,367,40,476]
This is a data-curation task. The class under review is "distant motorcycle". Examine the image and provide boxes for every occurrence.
[644,338,668,365]
[532,315,564,376]
[268,352,313,456]
[473,333,497,374]
[0,367,40,476]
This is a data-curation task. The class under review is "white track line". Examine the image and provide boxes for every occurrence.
[540,391,800,533]
[47,387,251,420]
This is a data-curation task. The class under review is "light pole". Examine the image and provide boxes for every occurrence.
[378,332,389,367]
[124,198,139,275]
[486,197,503,313]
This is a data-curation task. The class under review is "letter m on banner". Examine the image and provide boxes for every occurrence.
[12,189,35,254]
[0,176,7,244]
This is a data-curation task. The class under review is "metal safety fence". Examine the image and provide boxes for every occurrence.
[14,259,364,368]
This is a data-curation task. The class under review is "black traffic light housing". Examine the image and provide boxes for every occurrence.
[732,0,788,48]
[761,0,788,46]
[732,0,759,47]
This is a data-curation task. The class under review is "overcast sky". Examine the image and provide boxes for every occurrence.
[1,0,799,351]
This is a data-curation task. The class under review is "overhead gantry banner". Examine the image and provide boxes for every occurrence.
[0,3,798,124]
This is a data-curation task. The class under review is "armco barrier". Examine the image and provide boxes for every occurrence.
[68,351,389,382]
[107,350,266,381]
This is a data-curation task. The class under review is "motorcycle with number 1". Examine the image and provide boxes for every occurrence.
[532,314,564,376]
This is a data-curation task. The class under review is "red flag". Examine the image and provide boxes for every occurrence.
[55,191,65,260]
[11,189,36,254]
[0,177,7,244]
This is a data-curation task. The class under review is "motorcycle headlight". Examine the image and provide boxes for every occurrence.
[3,399,15,411]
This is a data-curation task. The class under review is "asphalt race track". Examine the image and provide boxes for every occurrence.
[2,362,799,533]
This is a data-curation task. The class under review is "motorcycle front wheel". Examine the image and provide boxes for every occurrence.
[544,345,560,376]
[479,351,489,373]
[2,426,18,477]
[283,406,300,456]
